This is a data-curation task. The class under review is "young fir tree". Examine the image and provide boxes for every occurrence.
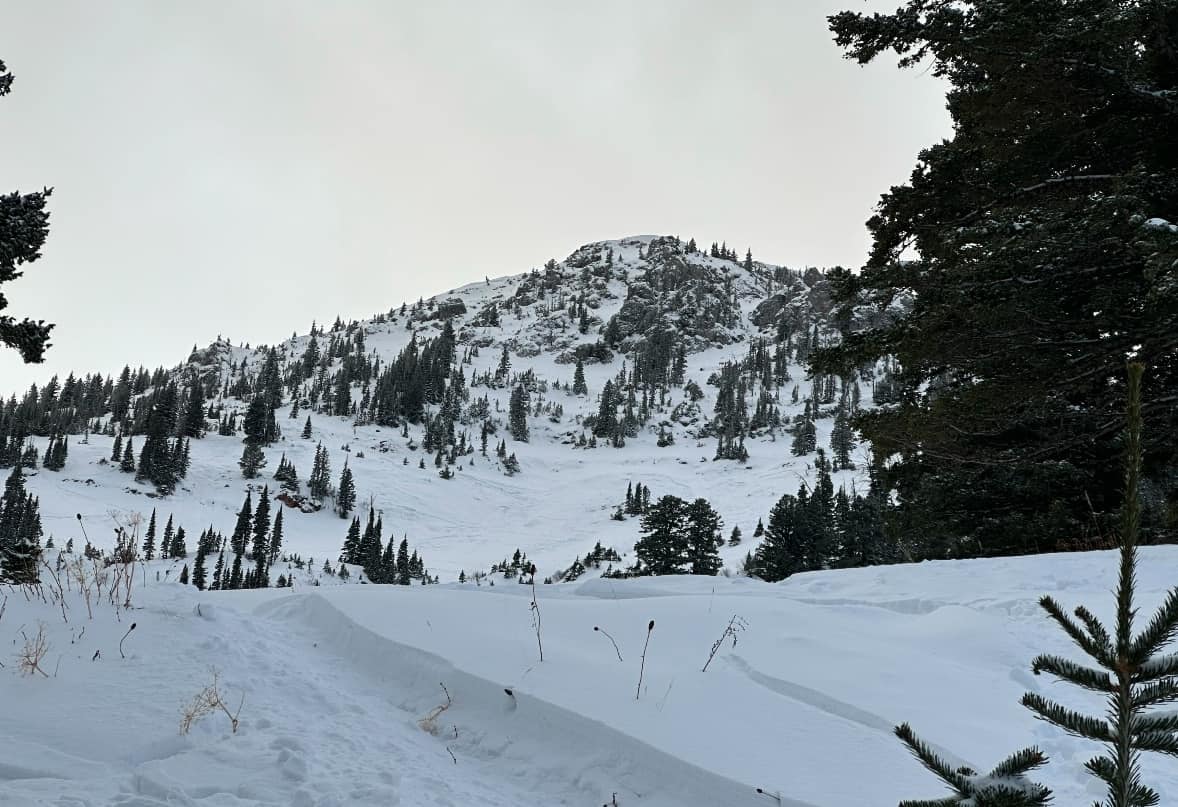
[337,462,356,518]
[110,431,123,463]
[178,563,189,585]
[268,508,283,565]
[160,515,174,560]
[192,545,208,590]
[239,443,266,479]
[170,525,187,559]
[341,516,361,564]
[251,486,270,562]
[1020,363,1178,807]
[396,538,410,585]
[120,437,136,473]
[211,550,225,590]
[142,508,157,560]
[572,358,588,396]
[226,492,250,557]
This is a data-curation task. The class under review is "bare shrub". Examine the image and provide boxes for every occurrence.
[17,623,50,677]
[418,682,453,735]
[179,668,243,735]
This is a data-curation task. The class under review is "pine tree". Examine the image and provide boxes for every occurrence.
[635,495,687,575]
[211,550,225,590]
[684,498,723,576]
[230,492,252,556]
[239,443,266,478]
[308,443,331,502]
[341,516,361,564]
[181,380,205,438]
[301,416,312,439]
[729,525,742,546]
[251,486,270,562]
[179,563,189,585]
[0,59,54,363]
[396,538,410,585]
[268,508,283,565]
[509,385,529,442]
[337,462,356,518]
[142,508,157,560]
[170,525,187,559]
[110,431,122,463]
[120,437,136,473]
[1020,363,1178,807]
[0,464,41,583]
[748,491,806,582]
[193,546,208,590]
[830,400,856,470]
[161,514,175,560]
[572,359,588,396]
[820,2,1178,556]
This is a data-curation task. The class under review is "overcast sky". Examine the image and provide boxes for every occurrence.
[1,0,948,395]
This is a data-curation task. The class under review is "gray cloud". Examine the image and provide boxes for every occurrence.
[0,0,947,393]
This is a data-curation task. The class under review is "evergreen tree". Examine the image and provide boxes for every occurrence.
[181,380,205,438]
[179,563,189,585]
[301,416,312,439]
[161,515,175,560]
[142,508,157,560]
[120,437,136,473]
[0,59,54,363]
[572,359,588,396]
[509,385,529,442]
[110,431,122,463]
[239,443,266,478]
[0,464,41,583]
[230,492,252,556]
[251,486,270,562]
[268,508,283,565]
[684,498,723,575]
[749,491,806,582]
[819,2,1178,556]
[211,550,225,590]
[1020,363,1178,807]
[341,516,361,564]
[635,495,687,575]
[193,545,208,590]
[830,400,856,470]
[396,538,410,585]
[337,462,356,518]
[170,525,187,559]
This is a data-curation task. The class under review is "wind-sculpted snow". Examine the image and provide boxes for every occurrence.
[4,547,1178,804]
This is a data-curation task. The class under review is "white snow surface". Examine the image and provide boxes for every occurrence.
[4,547,1178,805]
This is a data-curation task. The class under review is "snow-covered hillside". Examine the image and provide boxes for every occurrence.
[4,547,1178,805]
[12,235,877,583]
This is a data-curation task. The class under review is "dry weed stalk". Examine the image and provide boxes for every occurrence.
[418,682,453,735]
[18,623,50,677]
[701,615,748,673]
[179,668,244,735]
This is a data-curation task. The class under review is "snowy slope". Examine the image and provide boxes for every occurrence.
[4,547,1178,805]
[16,235,868,583]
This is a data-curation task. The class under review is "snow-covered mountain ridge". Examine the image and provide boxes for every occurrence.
[10,234,882,583]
